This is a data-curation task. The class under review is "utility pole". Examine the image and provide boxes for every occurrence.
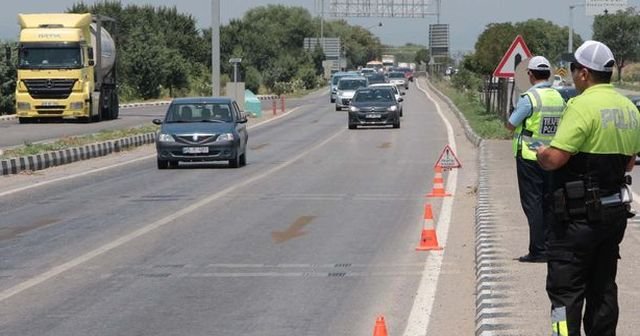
[568,4,584,53]
[211,0,220,96]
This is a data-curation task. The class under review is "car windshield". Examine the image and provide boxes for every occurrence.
[338,79,367,90]
[332,74,348,85]
[353,88,394,103]
[388,72,404,78]
[165,103,233,122]
[366,74,386,84]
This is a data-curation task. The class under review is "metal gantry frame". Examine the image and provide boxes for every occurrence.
[329,0,438,19]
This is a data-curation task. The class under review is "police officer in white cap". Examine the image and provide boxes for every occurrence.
[506,56,566,263]
[536,40,640,335]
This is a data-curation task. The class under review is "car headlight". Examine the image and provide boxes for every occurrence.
[216,133,234,141]
[387,105,398,112]
[157,133,175,142]
[349,106,360,112]
[337,91,343,97]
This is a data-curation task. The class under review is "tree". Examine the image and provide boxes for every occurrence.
[473,20,580,75]
[120,25,167,99]
[593,8,640,81]
[0,41,17,114]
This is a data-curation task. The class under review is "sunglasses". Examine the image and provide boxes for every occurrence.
[570,63,585,72]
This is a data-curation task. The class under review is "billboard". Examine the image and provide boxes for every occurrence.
[429,24,449,57]
[586,0,628,15]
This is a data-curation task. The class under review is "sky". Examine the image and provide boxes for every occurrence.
[2,0,639,56]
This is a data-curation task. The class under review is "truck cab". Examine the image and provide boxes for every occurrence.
[15,13,118,123]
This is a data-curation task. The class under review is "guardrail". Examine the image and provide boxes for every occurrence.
[0,95,283,121]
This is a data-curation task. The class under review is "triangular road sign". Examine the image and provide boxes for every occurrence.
[435,144,462,169]
[493,35,533,78]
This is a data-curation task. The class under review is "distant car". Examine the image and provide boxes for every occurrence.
[387,71,408,90]
[335,77,369,111]
[365,72,387,85]
[552,75,564,87]
[369,83,405,116]
[329,72,355,103]
[554,86,578,102]
[396,67,414,82]
[360,68,376,76]
[348,86,401,129]
[152,97,249,169]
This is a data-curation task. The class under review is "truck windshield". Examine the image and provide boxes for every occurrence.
[19,46,82,69]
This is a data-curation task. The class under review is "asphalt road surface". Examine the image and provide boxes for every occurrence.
[0,82,479,336]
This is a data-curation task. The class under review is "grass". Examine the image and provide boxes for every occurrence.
[431,80,511,140]
[0,124,159,160]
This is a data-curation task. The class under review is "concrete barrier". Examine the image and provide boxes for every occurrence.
[0,133,156,176]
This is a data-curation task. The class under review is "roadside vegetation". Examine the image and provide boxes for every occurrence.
[430,75,511,140]
[437,9,640,139]
[0,125,158,159]
[0,2,394,113]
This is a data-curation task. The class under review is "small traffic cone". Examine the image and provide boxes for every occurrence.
[426,165,451,197]
[416,203,443,251]
[372,315,388,336]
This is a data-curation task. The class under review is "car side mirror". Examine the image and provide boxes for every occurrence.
[238,111,248,123]
[398,97,404,102]
[152,118,163,125]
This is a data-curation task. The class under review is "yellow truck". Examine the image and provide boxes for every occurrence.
[15,13,118,123]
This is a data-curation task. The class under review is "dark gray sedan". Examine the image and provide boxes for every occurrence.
[347,87,402,129]
[152,97,249,169]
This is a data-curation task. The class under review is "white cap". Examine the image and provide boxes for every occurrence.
[572,40,615,72]
[527,56,551,71]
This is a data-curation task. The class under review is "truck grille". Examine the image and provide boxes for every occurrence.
[23,79,77,100]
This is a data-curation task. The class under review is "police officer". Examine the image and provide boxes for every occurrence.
[506,56,565,262]
[536,40,640,335]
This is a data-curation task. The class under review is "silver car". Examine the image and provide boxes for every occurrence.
[335,77,369,111]
[387,71,408,90]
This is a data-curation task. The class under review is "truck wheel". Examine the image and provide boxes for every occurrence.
[18,117,32,124]
[112,92,120,120]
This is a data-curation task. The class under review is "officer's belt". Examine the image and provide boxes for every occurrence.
[600,185,633,206]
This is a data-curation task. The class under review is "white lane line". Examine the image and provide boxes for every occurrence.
[0,107,303,198]
[402,80,458,336]
[0,113,341,303]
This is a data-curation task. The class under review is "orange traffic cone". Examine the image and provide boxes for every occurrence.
[416,203,443,251]
[426,166,451,197]
[372,315,388,336]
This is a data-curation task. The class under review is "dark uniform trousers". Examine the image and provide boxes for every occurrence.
[546,204,628,335]
[516,156,554,256]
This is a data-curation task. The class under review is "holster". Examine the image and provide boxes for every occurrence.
[552,180,603,222]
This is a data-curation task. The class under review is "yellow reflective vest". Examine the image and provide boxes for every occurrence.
[512,87,566,160]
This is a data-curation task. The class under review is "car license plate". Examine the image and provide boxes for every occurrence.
[182,147,209,154]
[366,113,381,118]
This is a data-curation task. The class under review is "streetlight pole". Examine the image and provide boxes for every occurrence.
[568,4,584,53]
[211,0,220,96]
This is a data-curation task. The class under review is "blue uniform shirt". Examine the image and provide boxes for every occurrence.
[508,82,552,127]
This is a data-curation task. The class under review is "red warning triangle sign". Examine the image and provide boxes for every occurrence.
[493,35,532,78]
[435,144,462,169]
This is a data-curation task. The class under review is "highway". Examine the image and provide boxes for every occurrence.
[0,82,478,335]
[0,98,307,149]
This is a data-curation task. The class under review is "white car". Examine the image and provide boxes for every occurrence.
[387,71,408,90]
[369,83,405,116]
[335,77,369,111]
